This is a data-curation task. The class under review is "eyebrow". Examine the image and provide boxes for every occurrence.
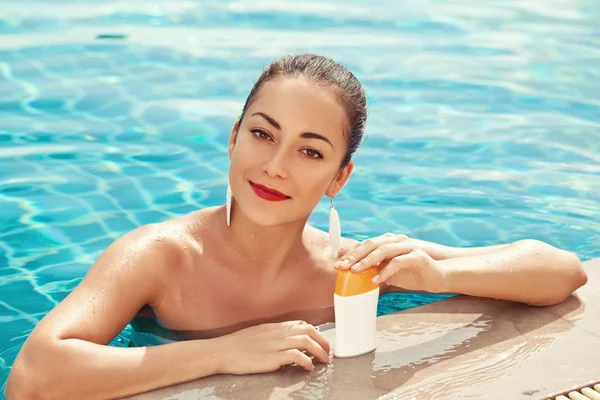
[251,112,334,148]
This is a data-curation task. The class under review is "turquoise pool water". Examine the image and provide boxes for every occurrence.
[1,0,600,392]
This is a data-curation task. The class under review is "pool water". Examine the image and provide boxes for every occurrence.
[1,0,599,392]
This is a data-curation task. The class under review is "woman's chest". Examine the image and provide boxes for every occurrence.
[151,256,337,334]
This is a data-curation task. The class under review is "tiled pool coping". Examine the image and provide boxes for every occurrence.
[128,258,600,400]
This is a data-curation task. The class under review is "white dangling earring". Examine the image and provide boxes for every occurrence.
[329,196,341,258]
[226,183,233,227]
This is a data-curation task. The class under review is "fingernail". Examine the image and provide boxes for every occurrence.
[336,260,349,269]
[372,275,380,284]
[351,262,361,272]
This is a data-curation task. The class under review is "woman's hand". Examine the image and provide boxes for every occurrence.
[212,320,331,375]
[334,233,447,293]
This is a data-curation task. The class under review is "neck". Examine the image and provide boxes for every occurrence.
[221,201,309,278]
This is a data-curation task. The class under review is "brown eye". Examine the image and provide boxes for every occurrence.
[251,129,272,141]
[302,148,323,159]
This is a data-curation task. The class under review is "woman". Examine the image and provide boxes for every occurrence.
[5,54,587,400]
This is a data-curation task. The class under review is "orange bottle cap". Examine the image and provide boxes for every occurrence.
[334,267,379,297]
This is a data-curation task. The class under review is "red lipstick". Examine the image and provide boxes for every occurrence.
[250,181,290,201]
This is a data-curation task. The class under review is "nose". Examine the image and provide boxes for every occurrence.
[262,149,289,180]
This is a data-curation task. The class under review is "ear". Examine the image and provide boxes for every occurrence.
[326,160,354,198]
[228,119,241,160]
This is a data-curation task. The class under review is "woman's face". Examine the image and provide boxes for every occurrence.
[228,77,354,227]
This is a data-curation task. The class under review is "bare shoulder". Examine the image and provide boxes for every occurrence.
[123,221,186,260]
[100,207,219,279]
[21,218,195,347]
[89,221,188,287]
[146,207,221,268]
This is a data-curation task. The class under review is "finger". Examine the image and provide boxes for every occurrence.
[255,320,307,338]
[293,323,331,355]
[334,238,382,270]
[349,233,412,272]
[333,240,362,269]
[335,233,403,270]
[282,334,329,363]
[334,234,391,270]
[266,320,307,331]
[278,349,314,371]
[282,320,308,327]
[350,241,415,273]
[372,252,419,284]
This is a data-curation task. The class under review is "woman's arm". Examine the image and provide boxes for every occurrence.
[440,239,587,306]
[340,236,511,261]
[338,235,587,306]
[441,242,511,259]
[6,338,224,400]
[5,225,221,400]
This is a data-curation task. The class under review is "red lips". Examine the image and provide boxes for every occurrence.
[249,181,291,201]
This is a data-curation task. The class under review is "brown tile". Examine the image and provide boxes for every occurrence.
[380,300,600,399]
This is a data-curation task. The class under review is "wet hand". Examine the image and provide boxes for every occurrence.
[334,233,447,292]
[213,320,331,375]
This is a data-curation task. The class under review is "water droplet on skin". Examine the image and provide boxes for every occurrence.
[486,259,490,264]
[535,250,540,255]
[184,246,188,250]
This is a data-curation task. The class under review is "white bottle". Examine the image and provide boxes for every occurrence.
[333,267,380,358]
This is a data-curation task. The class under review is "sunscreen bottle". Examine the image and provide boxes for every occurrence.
[333,267,379,358]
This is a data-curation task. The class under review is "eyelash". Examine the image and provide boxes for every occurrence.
[250,129,323,160]
[251,129,272,142]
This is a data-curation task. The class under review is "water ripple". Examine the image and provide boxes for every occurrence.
[0,0,599,391]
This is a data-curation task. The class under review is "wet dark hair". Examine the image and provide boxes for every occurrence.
[238,53,367,168]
